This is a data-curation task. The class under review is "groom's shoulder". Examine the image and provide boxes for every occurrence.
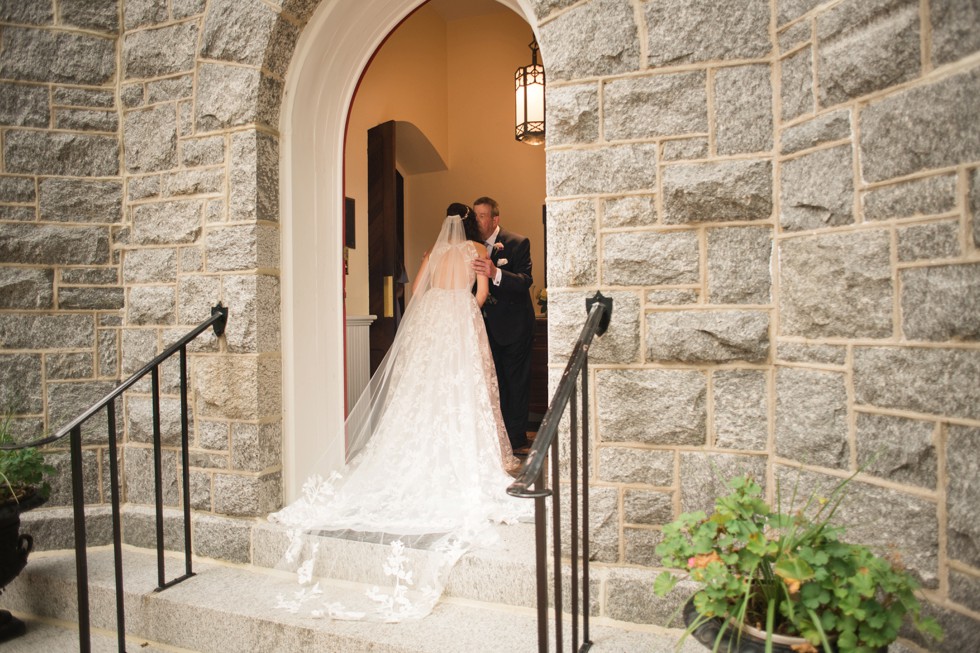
[499,228,529,244]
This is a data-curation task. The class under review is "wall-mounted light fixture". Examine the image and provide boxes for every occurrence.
[515,36,545,145]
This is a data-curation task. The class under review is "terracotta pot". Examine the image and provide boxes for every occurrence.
[681,597,888,653]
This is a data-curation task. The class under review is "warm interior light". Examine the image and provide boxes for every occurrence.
[515,37,545,145]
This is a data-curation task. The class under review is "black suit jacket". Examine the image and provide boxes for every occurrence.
[483,228,535,346]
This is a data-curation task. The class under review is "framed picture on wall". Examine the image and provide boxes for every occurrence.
[345,197,356,249]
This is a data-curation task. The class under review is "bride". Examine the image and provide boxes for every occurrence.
[269,204,532,621]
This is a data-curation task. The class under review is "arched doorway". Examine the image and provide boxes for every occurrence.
[280,0,539,500]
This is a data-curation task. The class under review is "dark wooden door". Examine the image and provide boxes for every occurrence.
[367,121,405,373]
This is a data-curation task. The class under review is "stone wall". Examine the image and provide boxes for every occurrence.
[1,0,978,648]
[1,1,123,503]
[0,0,299,561]
[538,0,979,648]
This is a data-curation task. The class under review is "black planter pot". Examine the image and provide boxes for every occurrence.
[682,597,888,653]
[0,489,47,642]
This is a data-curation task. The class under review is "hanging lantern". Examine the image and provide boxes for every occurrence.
[515,36,545,145]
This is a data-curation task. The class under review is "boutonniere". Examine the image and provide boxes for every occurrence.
[490,242,504,259]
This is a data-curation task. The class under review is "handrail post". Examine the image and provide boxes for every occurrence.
[581,358,591,649]
[534,472,549,653]
[151,367,166,588]
[106,400,126,652]
[179,346,194,578]
[508,292,610,653]
[70,425,91,653]
[570,383,580,650]
[550,433,563,653]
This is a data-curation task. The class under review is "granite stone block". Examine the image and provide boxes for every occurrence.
[539,0,639,81]
[58,286,124,310]
[778,231,892,338]
[602,195,656,229]
[780,143,854,230]
[777,0,825,25]
[0,223,110,265]
[39,178,123,223]
[603,72,707,141]
[776,367,849,469]
[713,369,769,451]
[816,0,920,106]
[544,199,596,287]
[0,27,115,85]
[714,64,773,155]
[780,46,813,121]
[548,143,658,197]
[4,130,118,176]
[647,310,770,364]
[644,0,770,66]
[862,173,957,221]
[60,0,119,33]
[856,412,936,489]
[0,81,49,128]
[0,268,53,309]
[901,263,980,341]
[597,368,706,446]
[680,452,767,514]
[860,67,980,182]
[602,230,699,286]
[547,290,640,365]
[132,200,203,245]
[707,226,772,305]
[545,83,599,146]
[780,109,850,155]
[597,446,674,485]
[854,347,980,421]
[929,0,980,66]
[663,159,772,224]
[200,0,278,68]
[124,103,178,173]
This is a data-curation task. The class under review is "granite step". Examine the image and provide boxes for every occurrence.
[2,546,700,653]
[251,519,544,609]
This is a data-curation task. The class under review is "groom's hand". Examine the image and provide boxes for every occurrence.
[472,257,497,279]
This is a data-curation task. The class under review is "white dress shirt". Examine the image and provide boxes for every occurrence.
[485,227,503,285]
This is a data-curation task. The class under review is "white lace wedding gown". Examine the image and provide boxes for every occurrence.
[269,215,531,622]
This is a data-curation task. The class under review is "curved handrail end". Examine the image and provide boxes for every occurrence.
[586,291,612,336]
[211,303,229,337]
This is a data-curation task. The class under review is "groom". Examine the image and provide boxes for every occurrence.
[471,197,536,454]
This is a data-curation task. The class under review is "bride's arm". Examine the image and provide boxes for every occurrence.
[411,251,430,294]
[472,243,489,307]
[475,272,489,307]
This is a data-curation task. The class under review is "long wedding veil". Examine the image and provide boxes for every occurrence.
[344,215,470,462]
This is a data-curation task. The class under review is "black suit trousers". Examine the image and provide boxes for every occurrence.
[488,320,534,450]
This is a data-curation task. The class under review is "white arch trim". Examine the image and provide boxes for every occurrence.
[280,0,535,501]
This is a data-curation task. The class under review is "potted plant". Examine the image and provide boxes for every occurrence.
[654,473,943,653]
[0,410,54,641]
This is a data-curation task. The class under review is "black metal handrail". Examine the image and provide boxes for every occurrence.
[2,304,228,653]
[508,291,612,653]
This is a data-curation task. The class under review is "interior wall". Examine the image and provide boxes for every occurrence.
[343,7,450,316]
[344,5,547,315]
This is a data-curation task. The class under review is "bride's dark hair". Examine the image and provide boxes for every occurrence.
[446,202,481,243]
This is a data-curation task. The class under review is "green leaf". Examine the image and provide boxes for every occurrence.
[774,554,815,583]
[653,571,678,597]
